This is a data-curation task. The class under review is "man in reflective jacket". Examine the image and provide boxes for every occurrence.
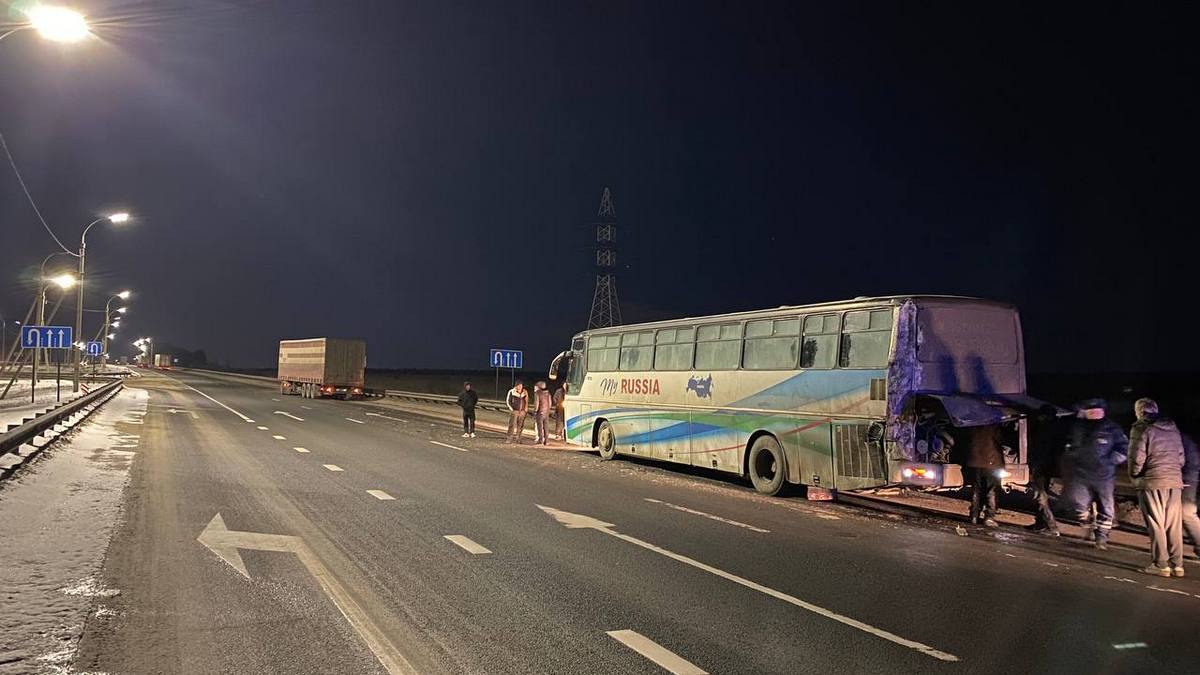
[1062,399,1128,550]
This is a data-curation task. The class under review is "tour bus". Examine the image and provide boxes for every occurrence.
[549,295,1057,495]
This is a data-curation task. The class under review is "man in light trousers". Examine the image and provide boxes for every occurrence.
[1128,397,1186,577]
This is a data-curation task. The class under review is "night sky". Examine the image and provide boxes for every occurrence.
[1,1,1197,373]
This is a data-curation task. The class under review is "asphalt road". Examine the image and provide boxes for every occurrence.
[56,369,1200,674]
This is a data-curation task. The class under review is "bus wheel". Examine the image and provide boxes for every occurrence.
[748,435,787,496]
[596,420,617,461]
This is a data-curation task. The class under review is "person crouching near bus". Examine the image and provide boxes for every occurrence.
[964,424,1005,528]
[1129,398,1187,577]
[457,381,478,438]
[506,380,528,444]
[533,381,552,445]
[553,383,568,442]
[1061,399,1128,550]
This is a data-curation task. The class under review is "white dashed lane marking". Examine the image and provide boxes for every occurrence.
[346,418,365,424]
[430,440,469,453]
[257,426,269,431]
[294,447,310,453]
[644,498,769,533]
[323,464,344,472]
[367,490,395,501]
[607,630,707,675]
[273,435,287,440]
[443,535,491,554]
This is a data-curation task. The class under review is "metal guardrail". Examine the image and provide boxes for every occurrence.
[0,379,123,457]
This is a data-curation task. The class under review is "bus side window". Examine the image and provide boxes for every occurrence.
[801,314,838,369]
[695,323,741,370]
[839,309,893,368]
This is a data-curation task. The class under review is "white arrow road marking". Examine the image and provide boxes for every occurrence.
[367,490,395,501]
[644,498,769,533]
[294,447,310,453]
[365,412,408,423]
[274,411,305,421]
[346,417,366,424]
[537,505,959,662]
[607,630,707,675]
[272,435,287,440]
[429,440,469,453]
[183,384,254,423]
[196,514,417,674]
[443,535,491,555]
[323,464,344,472]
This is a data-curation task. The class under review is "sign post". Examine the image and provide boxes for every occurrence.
[20,325,73,404]
[489,349,523,400]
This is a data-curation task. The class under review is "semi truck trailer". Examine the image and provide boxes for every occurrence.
[278,337,366,399]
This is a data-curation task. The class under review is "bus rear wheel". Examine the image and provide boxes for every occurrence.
[596,420,617,461]
[748,435,787,496]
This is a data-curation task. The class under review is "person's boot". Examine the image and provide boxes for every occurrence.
[1094,532,1109,550]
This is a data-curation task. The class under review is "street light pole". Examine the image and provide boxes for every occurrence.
[72,213,128,392]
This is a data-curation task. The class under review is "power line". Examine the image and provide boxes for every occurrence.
[0,128,77,256]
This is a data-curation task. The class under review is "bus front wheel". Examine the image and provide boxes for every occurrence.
[596,420,617,461]
[748,435,787,496]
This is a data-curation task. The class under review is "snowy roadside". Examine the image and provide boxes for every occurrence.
[0,387,148,674]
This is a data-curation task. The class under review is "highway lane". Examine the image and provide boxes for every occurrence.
[69,369,1200,674]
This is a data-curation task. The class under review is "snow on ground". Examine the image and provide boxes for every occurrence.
[0,380,88,431]
[0,387,147,674]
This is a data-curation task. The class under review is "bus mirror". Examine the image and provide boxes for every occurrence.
[549,350,568,380]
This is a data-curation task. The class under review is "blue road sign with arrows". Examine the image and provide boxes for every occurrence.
[20,325,73,349]
[86,341,103,357]
[490,348,523,369]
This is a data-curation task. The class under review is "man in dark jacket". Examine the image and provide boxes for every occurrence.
[456,381,478,438]
[505,381,528,444]
[1129,398,1186,577]
[1062,399,1128,549]
[963,424,1005,528]
[552,383,568,442]
[1026,405,1067,536]
[1181,432,1200,559]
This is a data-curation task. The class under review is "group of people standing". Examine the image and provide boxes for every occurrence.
[455,379,567,445]
[1024,397,1200,578]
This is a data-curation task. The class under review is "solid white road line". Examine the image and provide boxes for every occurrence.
[430,440,469,453]
[323,464,344,472]
[257,426,269,430]
[294,447,310,453]
[538,505,959,662]
[365,412,408,423]
[273,435,287,440]
[443,535,491,554]
[367,490,395,501]
[644,498,770,533]
[346,417,366,424]
[274,411,306,421]
[182,383,254,423]
[606,630,707,675]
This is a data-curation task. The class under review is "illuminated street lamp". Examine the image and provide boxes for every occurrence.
[74,212,131,391]
[100,292,132,367]
[0,5,90,43]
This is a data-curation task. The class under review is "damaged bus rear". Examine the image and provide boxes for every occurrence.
[886,297,1054,490]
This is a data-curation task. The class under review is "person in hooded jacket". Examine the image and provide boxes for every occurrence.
[456,381,478,438]
[1128,397,1186,577]
[1180,432,1200,560]
[1061,398,1128,549]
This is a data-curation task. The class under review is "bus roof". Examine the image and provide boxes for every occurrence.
[575,295,1015,337]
